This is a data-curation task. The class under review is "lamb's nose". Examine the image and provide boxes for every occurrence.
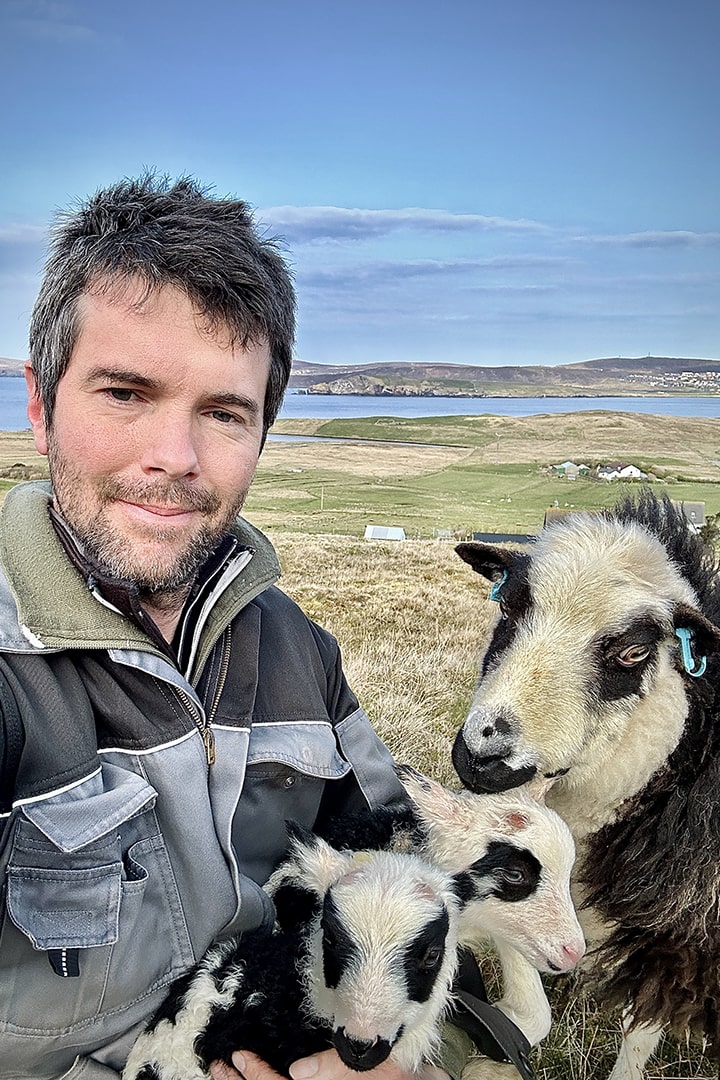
[334,1028,393,1071]
[562,941,585,967]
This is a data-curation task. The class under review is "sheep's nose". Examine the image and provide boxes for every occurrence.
[562,941,585,967]
[334,1028,393,1071]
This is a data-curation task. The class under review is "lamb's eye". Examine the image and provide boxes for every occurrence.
[617,644,651,667]
[419,945,443,971]
[499,868,526,886]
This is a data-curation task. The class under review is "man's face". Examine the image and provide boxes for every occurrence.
[26,282,270,604]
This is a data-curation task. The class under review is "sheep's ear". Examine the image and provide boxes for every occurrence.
[396,765,466,829]
[673,603,720,657]
[524,774,559,804]
[291,832,355,895]
[455,543,516,583]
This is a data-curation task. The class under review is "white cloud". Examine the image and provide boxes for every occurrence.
[573,230,720,249]
[258,205,552,243]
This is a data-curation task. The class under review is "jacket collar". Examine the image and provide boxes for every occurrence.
[0,481,281,661]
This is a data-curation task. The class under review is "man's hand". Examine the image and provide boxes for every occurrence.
[210,1049,450,1080]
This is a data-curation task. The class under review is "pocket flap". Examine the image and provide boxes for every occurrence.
[247,721,351,779]
[6,862,121,949]
[21,763,157,853]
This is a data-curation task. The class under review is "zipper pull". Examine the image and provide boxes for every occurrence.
[202,725,216,766]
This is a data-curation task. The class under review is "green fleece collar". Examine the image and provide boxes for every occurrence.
[0,481,281,655]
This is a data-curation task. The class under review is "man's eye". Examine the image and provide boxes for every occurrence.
[211,410,238,424]
[107,388,135,402]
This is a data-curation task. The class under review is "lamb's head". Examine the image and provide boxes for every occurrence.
[452,510,720,808]
[269,828,465,1073]
[396,765,585,974]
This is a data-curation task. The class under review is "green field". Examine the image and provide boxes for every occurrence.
[246,410,720,537]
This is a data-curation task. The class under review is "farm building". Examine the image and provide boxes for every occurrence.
[364,525,406,541]
[596,463,648,481]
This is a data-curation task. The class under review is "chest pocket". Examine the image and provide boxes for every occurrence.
[232,722,351,884]
[0,763,195,1038]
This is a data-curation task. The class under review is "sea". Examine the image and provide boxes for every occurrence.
[1,376,718,432]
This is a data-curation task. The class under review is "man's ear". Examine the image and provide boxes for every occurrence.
[24,363,49,457]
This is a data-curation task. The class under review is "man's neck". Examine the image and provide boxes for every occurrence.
[140,593,190,642]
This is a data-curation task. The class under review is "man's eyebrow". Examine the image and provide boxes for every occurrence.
[208,392,261,418]
[83,366,162,390]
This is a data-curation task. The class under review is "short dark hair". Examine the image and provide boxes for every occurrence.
[29,172,296,436]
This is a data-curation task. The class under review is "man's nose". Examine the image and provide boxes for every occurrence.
[140,415,200,479]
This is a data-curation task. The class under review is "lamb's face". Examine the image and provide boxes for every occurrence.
[306,851,460,1073]
[396,766,584,972]
[452,517,713,804]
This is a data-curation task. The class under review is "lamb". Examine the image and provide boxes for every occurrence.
[451,491,720,1079]
[307,764,585,1049]
[123,830,469,1080]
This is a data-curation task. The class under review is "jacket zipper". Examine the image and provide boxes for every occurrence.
[176,625,232,767]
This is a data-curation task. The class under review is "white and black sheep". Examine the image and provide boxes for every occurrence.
[303,764,585,1049]
[123,829,469,1080]
[451,491,720,1078]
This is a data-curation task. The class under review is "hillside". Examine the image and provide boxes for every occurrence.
[290,356,720,397]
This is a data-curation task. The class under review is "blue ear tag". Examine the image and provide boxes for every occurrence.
[489,570,508,603]
[675,627,707,678]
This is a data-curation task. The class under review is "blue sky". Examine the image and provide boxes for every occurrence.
[2,0,718,368]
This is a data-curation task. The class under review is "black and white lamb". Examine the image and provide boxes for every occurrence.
[451,491,720,1079]
[123,829,468,1080]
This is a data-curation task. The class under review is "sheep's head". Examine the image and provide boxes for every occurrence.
[395,765,585,974]
[269,828,465,1073]
[452,513,720,804]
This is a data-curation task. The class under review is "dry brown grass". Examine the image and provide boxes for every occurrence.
[271,530,718,1080]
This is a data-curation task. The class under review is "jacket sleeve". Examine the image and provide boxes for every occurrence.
[0,660,24,817]
[306,619,408,822]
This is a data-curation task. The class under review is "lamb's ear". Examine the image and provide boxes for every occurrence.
[455,543,516,583]
[395,766,466,829]
[272,881,321,932]
[673,603,720,657]
[524,774,560,804]
[291,832,356,894]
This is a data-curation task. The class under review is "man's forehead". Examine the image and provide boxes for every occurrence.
[75,278,267,356]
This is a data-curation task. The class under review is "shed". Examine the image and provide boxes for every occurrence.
[364,525,406,541]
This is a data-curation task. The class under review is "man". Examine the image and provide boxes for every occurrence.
[0,175,470,1080]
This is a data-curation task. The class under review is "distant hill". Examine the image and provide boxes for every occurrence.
[0,357,25,376]
[290,357,720,397]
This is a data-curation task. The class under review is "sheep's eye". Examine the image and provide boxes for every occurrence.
[418,945,443,971]
[499,868,527,886]
[617,644,651,667]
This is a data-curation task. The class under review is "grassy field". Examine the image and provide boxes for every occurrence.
[251,410,720,537]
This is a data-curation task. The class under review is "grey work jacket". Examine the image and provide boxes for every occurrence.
[0,482,405,1080]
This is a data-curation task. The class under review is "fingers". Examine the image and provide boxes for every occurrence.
[230,1050,286,1080]
[209,1062,244,1080]
[288,1049,450,1080]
